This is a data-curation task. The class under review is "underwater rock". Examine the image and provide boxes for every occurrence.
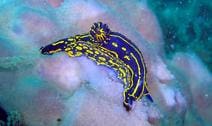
[135,2,163,44]
[146,54,187,126]
[147,106,161,125]
[25,88,66,126]
[0,2,60,53]
[56,0,107,33]
[25,0,63,8]
[37,54,83,94]
[0,106,7,123]
[62,86,152,126]
[150,56,174,84]
[0,109,25,126]
[47,0,64,8]
[7,111,25,126]
[171,52,212,124]
[174,90,187,114]
[147,55,179,108]
[19,11,59,43]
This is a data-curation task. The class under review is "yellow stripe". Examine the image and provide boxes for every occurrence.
[126,65,134,88]
[110,34,148,100]
[99,47,119,58]
[130,53,141,96]
[52,41,64,46]
[49,48,62,54]
[80,33,91,39]
[110,34,146,80]
[87,56,96,62]
[137,81,147,100]
[130,53,141,75]
[124,64,134,91]
[68,38,74,41]
[110,34,147,87]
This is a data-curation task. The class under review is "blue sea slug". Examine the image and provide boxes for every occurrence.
[40,22,153,111]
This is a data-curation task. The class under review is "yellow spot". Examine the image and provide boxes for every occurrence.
[67,51,73,54]
[83,46,88,49]
[75,52,82,56]
[76,46,82,50]
[98,57,106,61]
[67,51,74,57]
[108,60,114,64]
[124,55,130,60]
[75,35,80,39]
[86,50,94,54]
[121,47,126,51]
[52,41,64,46]
[65,48,71,51]
[95,51,100,54]
[112,42,118,47]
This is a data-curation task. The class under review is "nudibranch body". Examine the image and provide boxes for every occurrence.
[40,22,153,111]
[40,37,131,86]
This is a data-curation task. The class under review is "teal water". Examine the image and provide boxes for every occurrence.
[148,0,211,71]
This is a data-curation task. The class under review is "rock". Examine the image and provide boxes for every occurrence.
[37,54,83,94]
[151,56,174,84]
[171,53,212,124]
[0,106,7,123]
[47,0,64,8]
